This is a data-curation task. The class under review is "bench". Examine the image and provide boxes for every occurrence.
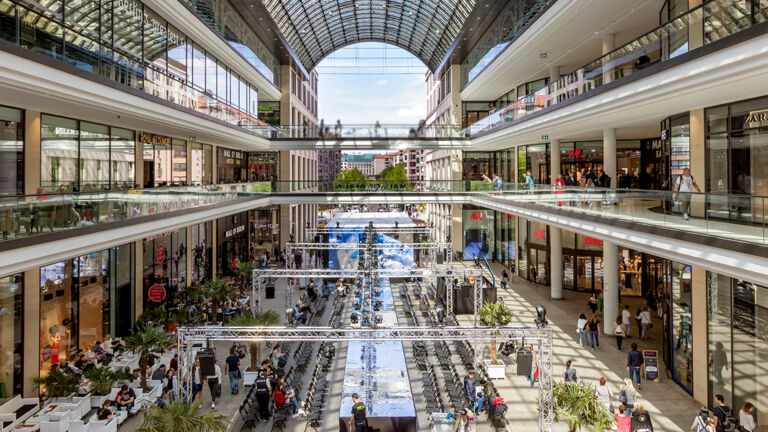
[0,395,40,432]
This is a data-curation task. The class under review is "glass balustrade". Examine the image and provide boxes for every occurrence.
[243,124,467,139]
[0,183,764,246]
[465,0,768,136]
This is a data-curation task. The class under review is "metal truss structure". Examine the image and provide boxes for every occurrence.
[252,267,480,279]
[176,325,554,431]
[285,242,452,251]
[306,226,434,235]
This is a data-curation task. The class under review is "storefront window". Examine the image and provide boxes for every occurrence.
[41,115,79,192]
[191,222,212,283]
[0,273,22,401]
[519,144,549,184]
[619,248,643,297]
[111,128,135,189]
[518,217,527,279]
[250,207,279,261]
[143,229,187,310]
[172,139,187,185]
[462,207,494,260]
[80,122,110,191]
[218,212,248,276]
[671,263,693,393]
[707,272,768,420]
[217,147,246,184]
[248,152,279,182]
[0,106,23,196]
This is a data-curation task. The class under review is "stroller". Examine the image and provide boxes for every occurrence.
[488,397,509,431]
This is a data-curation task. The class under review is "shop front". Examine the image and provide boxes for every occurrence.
[217,147,247,184]
[248,152,279,182]
[517,217,549,285]
[250,207,280,262]
[707,273,767,425]
[191,222,213,284]
[0,273,22,401]
[0,106,23,196]
[39,244,134,377]
[518,144,549,184]
[461,150,516,182]
[141,133,187,187]
[462,206,494,260]
[217,212,249,276]
[142,230,186,311]
[706,97,768,222]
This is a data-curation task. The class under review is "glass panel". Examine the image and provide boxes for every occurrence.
[111,0,142,61]
[40,259,76,377]
[172,139,186,185]
[79,121,110,191]
[205,52,217,97]
[64,0,99,39]
[154,140,171,187]
[230,72,240,111]
[192,43,205,91]
[166,24,186,81]
[190,142,203,185]
[41,115,79,192]
[0,273,23,402]
[202,144,212,184]
[111,243,133,337]
[708,272,733,406]
[77,250,109,348]
[462,208,493,260]
[671,263,693,392]
[111,127,134,189]
[0,106,24,196]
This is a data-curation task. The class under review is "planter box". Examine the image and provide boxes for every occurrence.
[484,359,506,380]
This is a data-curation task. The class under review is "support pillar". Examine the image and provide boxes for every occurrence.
[211,218,218,277]
[688,0,704,50]
[689,109,706,218]
[134,240,143,320]
[23,269,40,397]
[603,128,617,184]
[134,132,143,188]
[186,227,193,287]
[23,110,41,195]
[601,33,615,85]
[602,241,618,334]
[550,228,562,299]
[691,265,708,406]
[550,139,560,184]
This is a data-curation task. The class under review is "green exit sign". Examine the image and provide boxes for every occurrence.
[542,135,549,140]
[189,136,196,141]
[540,52,548,59]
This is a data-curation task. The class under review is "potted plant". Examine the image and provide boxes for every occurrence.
[84,368,123,408]
[124,324,171,390]
[478,300,513,379]
[33,368,81,401]
[139,400,229,432]
[552,382,614,432]
[230,310,280,385]
[236,262,254,292]
[188,278,235,324]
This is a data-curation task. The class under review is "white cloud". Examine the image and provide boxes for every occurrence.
[397,104,425,118]
[375,79,388,86]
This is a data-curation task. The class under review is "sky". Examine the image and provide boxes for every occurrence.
[316,42,428,126]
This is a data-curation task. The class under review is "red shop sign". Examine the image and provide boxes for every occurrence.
[533,229,546,239]
[156,244,166,264]
[148,284,167,302]
[568,149,582,157]
[503,213,515,220]
[470,212,484,221]
[583,236,602,246]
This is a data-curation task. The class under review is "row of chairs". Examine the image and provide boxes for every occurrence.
[302,342,335,432]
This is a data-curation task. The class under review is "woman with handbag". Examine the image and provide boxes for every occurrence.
[619,378,637,417]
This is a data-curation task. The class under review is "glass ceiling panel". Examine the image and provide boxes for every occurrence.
[261,0,476,71]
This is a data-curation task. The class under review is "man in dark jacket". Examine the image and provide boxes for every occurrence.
[598,168,611,188]
[565,171,578,187]
[627,343,644,389]
[464,370,477,411]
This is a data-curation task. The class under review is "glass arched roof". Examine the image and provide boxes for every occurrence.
[261,0,477,72]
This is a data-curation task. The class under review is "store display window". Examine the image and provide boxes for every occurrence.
[0,273,22,401]
[0,106,24,196]
[143,229,187,309]
[671,262,693,393]
[462,207,494,260]
[191,222,212,283]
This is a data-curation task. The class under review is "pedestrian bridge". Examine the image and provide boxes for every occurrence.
[1,182,766,286]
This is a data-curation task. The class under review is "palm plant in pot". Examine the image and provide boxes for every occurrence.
[188,278,235,324]
[33,368,81,400]
[139,400,229,432]
[478,300,513,379]
[235,261,254,292]
[84,367,123,408]
[552,382,614,432]
[124,324,171,389]
[230,310,280,380]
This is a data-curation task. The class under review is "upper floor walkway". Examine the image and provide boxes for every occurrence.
[2,182,767,286]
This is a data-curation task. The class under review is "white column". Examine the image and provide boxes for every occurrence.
[603,128,616,187]
[550,138,560,184]
[602,33,615,85]
[603,240,619,334]
[550,227,562,299]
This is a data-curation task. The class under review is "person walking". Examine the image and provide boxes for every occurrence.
[619,378,638,417]
[192,357,203,400]
[349,393,367,432]
[594,377,613,412]
[334,119,343,137]
[522,170,534,190]
[690,407,712,432]
[587,315,601,351]
[627,343,644,389]
[713,394,736,432]
[616,404,632,432]
[587,293,599,314]
[673,168,701,220]
[638,307,653,340]
[612,315,627,350]
[562,360,580,384]
[577,314,589,347]
[206,361,222,409]
[739,402,756,432]
[224,349,240,394]
[254,369,272,421]
[464,370,478,413]
[631,403,654,432]
[622,304,633,338]
[501,270,509,290]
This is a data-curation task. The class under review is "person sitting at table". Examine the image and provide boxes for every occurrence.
[97,400,114,421]
[92,341,111,363]
[116,385,136,411]
[74,353,95,372]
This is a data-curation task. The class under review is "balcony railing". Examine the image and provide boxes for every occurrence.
[465,0,768,136]
[1,182,766,248]
[245,124,467,139]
